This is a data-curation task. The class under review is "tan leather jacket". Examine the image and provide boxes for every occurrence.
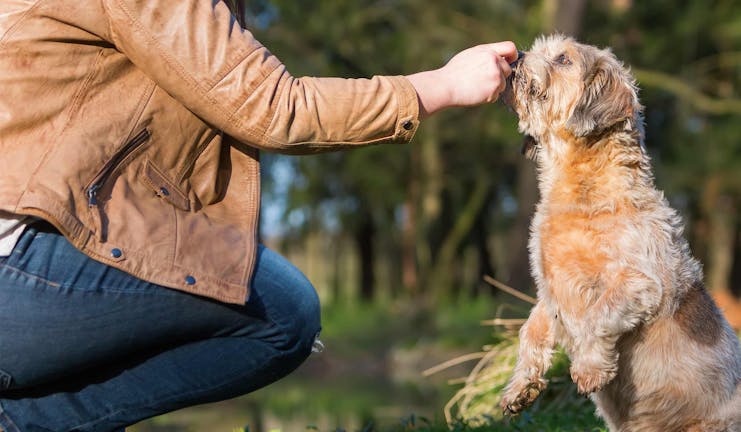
[0,0,419,304]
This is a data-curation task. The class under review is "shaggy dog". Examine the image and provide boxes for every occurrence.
[500,34,741,431]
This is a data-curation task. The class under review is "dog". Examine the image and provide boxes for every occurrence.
[499,34,741,431]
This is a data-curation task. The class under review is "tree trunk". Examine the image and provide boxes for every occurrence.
[401,198,419,296]
[415,118,442,292]
[355,213,376,302]
[431,175,490,299]
[543,0,587,36]
[473,190,496,297]
[706,194,735,296]
[731,222,741,298]
[703,176,741,328]
[506,157,538,293]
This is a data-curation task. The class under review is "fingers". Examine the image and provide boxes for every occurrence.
[409,40,519,113]
[483,42,516,97]
[487,41,518,64]
[490,56,511,99]
[497,55,512,79]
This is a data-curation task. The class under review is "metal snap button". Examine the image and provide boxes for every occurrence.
[111,248,123,259]
[402,120,414,131]
[185,275,196,285]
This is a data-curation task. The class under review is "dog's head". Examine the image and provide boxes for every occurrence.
[503,35,642,160]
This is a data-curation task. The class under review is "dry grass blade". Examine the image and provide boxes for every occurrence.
[422,352,487,377]
[440,279,535,425]
[480,318,527,326]
[443,338,519,424]
[483,275,536,305]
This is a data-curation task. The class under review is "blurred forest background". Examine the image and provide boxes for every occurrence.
[135,0,741,430]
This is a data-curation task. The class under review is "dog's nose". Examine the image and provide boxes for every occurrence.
[510,50,525,68]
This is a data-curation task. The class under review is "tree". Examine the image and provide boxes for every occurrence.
[235,0,741,314]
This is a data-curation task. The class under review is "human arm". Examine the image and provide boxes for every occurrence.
[407,42,517,118]
[102,0,515,152]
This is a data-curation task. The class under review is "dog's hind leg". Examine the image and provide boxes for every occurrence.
[501,302,556,415]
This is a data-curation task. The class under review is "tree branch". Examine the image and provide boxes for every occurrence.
[633,68,741,115]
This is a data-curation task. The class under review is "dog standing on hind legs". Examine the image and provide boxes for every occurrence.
[499,34,741,431]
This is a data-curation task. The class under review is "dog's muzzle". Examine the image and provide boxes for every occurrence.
[510,50,525,68]
[503,50,524,108]
[508,50,525,84]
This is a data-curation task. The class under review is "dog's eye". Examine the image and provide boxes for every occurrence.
[555,53,572,66]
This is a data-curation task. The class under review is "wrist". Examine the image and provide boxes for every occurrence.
[406,69,452,119]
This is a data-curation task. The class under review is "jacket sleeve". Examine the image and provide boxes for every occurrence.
[102,0,420,154]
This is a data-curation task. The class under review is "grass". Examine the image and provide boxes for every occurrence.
[437,333,606,432]
[249,299,607,432]
[134,297,609,432]
[237,410,607,432]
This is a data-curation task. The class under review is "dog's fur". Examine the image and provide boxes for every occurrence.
[500,34,741,431]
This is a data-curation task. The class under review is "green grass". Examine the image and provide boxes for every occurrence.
[135,298,609,432]
[439,336,606,432]
[242,300,608,432]
[319,297,502,351]
[238,411,607,432]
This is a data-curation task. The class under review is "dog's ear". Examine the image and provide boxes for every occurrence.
[566,53,638,137]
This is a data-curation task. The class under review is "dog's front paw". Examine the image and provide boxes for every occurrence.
[501,377,547,416]
[569,360,617,394]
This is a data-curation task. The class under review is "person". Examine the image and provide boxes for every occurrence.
[0,1,517,430]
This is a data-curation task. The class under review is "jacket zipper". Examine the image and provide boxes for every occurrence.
[87,128,151,207]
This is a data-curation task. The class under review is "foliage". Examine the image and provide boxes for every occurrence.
[252,300,607,432]
[242,0,741,306]
[140,0,741,429]
[443,334,605,431]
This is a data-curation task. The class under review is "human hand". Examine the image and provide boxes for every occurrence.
[406,41,518,118]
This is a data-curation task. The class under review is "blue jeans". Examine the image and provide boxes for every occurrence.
[0,222,321,431]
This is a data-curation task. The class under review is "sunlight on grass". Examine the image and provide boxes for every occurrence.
[434,331,606,432]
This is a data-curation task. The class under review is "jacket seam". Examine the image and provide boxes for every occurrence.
[242,154,260,288]
[175,129,220,184]
[258,65,289,146]
[99,0,116,46]
[204,43,258,93]
[13,203,89,248]
[220,54,283,142]
[84,246,245,304]
[395,77,404,139]
[171,202,178,268]
[107,0,266,144]
[60,50,107,135]
[0,0,43,49]
[389,75,412,139]
[126,82,157,143]
[260,133,399,150]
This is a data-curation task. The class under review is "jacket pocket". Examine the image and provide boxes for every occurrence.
[86,128,151,207]
[141,159,190,211]
[86,128,151,241]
